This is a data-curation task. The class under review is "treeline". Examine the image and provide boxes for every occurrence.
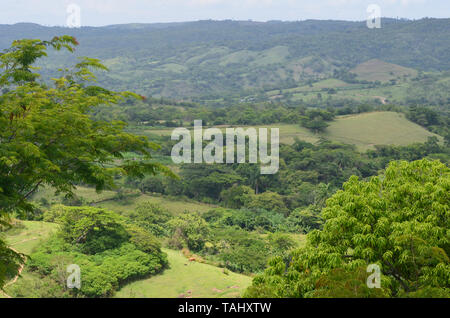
[407,105,450,145]
[126,137,449,217]
[94,96,406,129]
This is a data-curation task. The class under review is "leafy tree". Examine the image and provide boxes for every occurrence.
[125,223,167,256]
[0,36,171,285]
[56,206,129,254]
[125,202,172,237]
[245,159,449,298]
[220,185,253,209]
[309,267,390,298]
[180,164,242,200]
[285,206,323,233]
[167,213,210,251]
[244,191,289,216]
[299,109,334,133]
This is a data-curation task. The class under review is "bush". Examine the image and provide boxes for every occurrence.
[125,202,171,237]
[167,213,210,252]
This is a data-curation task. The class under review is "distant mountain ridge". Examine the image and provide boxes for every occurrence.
[0,18,448,99]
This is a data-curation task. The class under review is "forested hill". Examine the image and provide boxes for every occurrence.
[0,18,449,98]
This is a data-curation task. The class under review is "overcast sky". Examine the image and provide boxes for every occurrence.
[1,0,448,27]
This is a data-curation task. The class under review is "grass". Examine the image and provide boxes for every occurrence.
[4,220,59,255]
[1,221,58,298]
[351,59,418,82]
[325,112,442,151]
[32,185,216,216]
[250,46,290,67]
[135,112,441,151]
[96,193,216,216]
[115,248,252,298]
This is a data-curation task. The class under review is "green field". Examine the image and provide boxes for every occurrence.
[95,193,215,216]
[350,59,418,82]
[116,248,252,298]
[1,221,58,298]
[325,112,442,151]
[138,112,441,151]
[3,220,58,255]
[32,186,216,216]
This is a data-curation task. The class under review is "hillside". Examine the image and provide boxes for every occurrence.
[0,18,448,99]
[138,111,441,151]
[325,112,442,150]
[1,221,58,298]
[116,249,252,298]
[350,59,418,82]
[0,221,251,298]
[32,186,216,215]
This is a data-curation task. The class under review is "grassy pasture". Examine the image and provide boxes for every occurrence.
[115,248,252,298]
[95,193,215,216]
[1,221,58,298]
[350,59,418,82]
[326,112,441,151]
[3,220,58,256]
[32,185,215,216]
[137,112,441,151]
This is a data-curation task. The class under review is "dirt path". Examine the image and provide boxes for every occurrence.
[11,237,39,246]
[1,246,27,298]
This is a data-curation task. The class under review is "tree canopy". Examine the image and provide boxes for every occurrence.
[245,159,449,298]
[0,36,170,288]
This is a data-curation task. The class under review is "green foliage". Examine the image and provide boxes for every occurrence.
[307,267,390,298]
[220,185,253,209]
[267,233,297,259]
[0,36,172,287]
[167,213,210,251]
[244,191,289,216]
[181,164,243,200]
[55,206,128,254]
[2,19,448,100]
[300,109,335,133]
[28,205,168,297]
[246,159,450,298]
[203,208,285,232]
[212,227,269,274]
[125,224,164,255]
[124,202,172,237]
[0,236,23,288]
[285,206,323,233]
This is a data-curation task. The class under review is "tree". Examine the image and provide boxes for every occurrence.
[57,206,129,254]
[245,159,449,298]
[220,185,253,209]
[125,202,171,237]
[299,109,334,133]
[0,36,171,287]
[244,191,289,216]
[167,213,210,251]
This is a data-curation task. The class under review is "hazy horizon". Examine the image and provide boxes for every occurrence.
[1,0,448,27]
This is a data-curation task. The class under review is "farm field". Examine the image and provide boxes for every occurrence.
[32,186,216,216]
[350,59,418,82]
[115,248,252,298]
[325,112,442,151]
[137,112,441,151]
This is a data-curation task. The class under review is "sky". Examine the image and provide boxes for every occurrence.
[0,0,448,27]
